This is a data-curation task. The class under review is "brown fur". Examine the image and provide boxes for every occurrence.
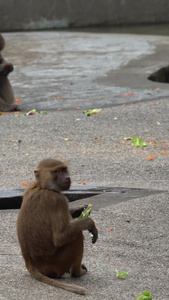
[0,33,19,112]
[0,34,5,51]
[17,159,98,295]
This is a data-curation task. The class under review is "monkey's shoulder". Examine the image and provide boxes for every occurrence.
[22,181,69,209]
[23,181,39,198]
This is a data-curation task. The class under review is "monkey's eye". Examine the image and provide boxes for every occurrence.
[53,169,60,174]
[61,168,67,173]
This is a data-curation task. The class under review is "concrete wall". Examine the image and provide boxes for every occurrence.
[0,0,169,31]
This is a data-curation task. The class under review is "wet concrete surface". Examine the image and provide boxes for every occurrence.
[3,31,169,111]
[96,43,169,90]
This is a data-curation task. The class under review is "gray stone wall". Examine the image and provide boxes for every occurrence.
[0,0,169,31]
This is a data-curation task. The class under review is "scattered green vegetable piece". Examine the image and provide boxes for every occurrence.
[24,109,37,116]
[124,137,132,140]
[24,109,47,116]
[0,111,2,115]
[136,291,152,300]
[116,270,128,279]
[83,109,102,116]
[40,111,47,114]
[124,136,147,147]
[78,204,93,220]
[132,136,147,147]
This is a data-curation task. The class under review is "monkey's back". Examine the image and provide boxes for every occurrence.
[17,181,70,261]
[0,76,14,103]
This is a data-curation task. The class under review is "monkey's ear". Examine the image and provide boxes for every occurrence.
[34,170,41,183]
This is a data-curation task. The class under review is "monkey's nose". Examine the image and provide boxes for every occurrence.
[64,178,71,190]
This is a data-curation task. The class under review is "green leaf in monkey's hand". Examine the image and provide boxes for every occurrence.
[78,204,93,220]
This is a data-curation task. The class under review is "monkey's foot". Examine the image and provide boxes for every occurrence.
[81,264,87,273]
[71,264,87,277]
[9,103,20,112]
[0,102,20,112]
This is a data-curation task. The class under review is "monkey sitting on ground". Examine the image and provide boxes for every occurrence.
[0,33,19,112]
[17,159,98,295]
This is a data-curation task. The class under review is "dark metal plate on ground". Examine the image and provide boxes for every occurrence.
[0,187,165,210]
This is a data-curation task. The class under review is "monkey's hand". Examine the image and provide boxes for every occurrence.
[70,205,88,219]
[0,62,13,76]
[89,225,98,244]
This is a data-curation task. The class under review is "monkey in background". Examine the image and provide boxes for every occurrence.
[0,33,19,112]
[17,159,98,295]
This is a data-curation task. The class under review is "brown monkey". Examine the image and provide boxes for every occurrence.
[0,33,19,112]
[17,159,98,295]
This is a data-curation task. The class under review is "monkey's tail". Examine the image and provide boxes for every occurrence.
[29,266,86,295]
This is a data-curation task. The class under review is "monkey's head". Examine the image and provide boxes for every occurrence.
[0,34,5,51]
[34,159,71,192]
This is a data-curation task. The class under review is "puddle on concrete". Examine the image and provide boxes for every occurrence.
[0,187,164,210]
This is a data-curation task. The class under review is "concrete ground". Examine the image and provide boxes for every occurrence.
[0,31,169,300]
